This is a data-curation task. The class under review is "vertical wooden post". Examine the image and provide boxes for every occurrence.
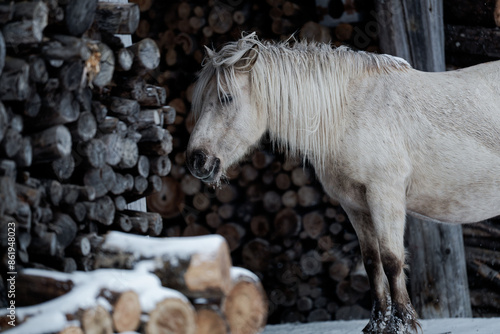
[374,0,472,318]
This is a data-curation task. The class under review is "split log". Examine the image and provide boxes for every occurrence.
[61,0,98,37]
[467,259,500,289]
[116,47,134,71]
[13,136,32,168]
[33,89,80,128]
[83,196,115,226]
[0,128,21,158]
[79,305,114,334]
[15,183,41,208]
[149,155,171,177]
[146,176,184,218]
[465,246,500,267]
[183,223,210,237]
[16,271,74,306]
[241,238,271,272]
[263,191,281,213]
[67,235,91,257]
[222,267,267,334]
[61,184,96,205]
[216,223,246,252]
[127,38,160,71]
[300,250,323,276]
[114,212,132,232]
[300,21,331,43]
[335,23,354,41]
[121,210,163,236]
[208,6,233,34]
[49,154,75,181]
[28,55,48,84]
[2,1,48,46]
[98,289,141,333]
[142,287,196,334]
[41,35,91,61]
[80,138,106,168]
[0,2,13,25]
[83,165,116,198]
[250,215,270,238]
[282,190,298,208]
[92,42,115,88]
[68,112,97,142]
[297,186,321,207]
[0,57,30,101]
[470,289,500,309]
[195,305,229,334]
[274,208,301,238]
[31,125,72,163]
[95,231,232,299]
[49,213,77,249]
[302,211,326,239]
[95,2,140,34]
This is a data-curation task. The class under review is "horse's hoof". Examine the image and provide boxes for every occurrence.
[383,304,421,334]
[362,313,389,333]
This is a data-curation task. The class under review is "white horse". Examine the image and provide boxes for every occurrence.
[186,32,500,334]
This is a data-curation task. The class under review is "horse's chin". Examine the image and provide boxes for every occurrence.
[200,169,223,187]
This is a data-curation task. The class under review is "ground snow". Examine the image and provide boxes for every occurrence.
[262,318,500,334]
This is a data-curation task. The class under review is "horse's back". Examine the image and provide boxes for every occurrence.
[343,60,500,224]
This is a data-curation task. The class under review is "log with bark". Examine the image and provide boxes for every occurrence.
[94,231,232,299]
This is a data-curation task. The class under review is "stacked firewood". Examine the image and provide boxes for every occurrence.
[0,232,268,334]
[463,222,500,317]
[0,0,175,275]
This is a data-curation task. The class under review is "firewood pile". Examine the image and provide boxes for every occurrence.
[463,222,500,316]
[0,0,175,290]
[0,232,267,334]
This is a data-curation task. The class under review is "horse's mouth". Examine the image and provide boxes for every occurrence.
[199,160,222,184]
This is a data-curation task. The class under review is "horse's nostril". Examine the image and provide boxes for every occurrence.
[190,149,207,171]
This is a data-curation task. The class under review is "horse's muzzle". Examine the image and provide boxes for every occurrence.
[186,149,221,182]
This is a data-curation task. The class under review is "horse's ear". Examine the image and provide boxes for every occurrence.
[204,45,216,58]
[235,44,259,71]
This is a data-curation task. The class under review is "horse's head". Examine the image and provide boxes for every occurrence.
[187,35,265,185]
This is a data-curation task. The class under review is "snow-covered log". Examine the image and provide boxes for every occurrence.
[94,231,233,299]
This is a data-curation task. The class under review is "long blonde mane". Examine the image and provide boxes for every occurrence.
[192,33,411,174]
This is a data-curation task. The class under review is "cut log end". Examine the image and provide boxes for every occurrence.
[223,269,268,334]
[145,298,196,334]
[109,290,141,332]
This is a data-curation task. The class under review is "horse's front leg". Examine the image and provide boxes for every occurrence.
[366,184,420,334]
[343,207,391,333]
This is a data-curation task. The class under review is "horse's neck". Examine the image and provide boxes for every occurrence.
[266,57,357,172]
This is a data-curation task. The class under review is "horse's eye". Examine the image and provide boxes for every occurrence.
[221,95,233,104]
